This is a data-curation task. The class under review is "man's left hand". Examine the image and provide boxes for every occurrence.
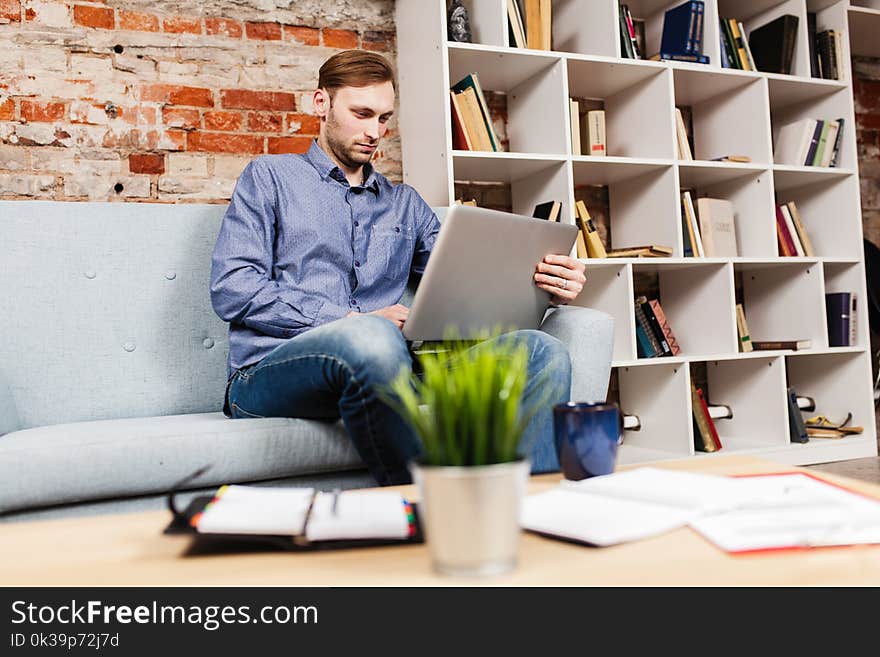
[534,254,587,305]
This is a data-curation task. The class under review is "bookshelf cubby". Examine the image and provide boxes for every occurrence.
[396,0,877,466]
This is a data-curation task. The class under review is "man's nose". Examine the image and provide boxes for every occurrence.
[364,118,380,140]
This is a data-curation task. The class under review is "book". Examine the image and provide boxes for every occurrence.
[586,110,606,157]
[697,388,722,450]
[785,201,815,256]
[695,197,738,257]
[606,245,674,258]
[618,4,635,59]
[748,15,798,75]
[739,20,757,71]
[735,303,752,352]
[775,204,797,256]
[634,296,663,357]
[691,382,718,452]
[819,120,840,167]
[623,5,641,59]
[451,73,500,152]
[829,118,844,167]
[648,299,682,355]
[449,90,472,151]
[569,98,581,155]
[808,12,819,78]
[533,200,562,222]
[574,231,588,259]
[804,120,825,166]
[680,205,694,257]
[575,200,607,258]
[507,0,526,48]
[752,339,812,351]
[661,1,703,55]
[632,16,646,61]
[719,18,738,69]
[727,18,751,70]
[640,298,672,356]
[710,155,751,163]
[681,190,703,256]
[635,322,658,358]
[773,118,817,165]
[826,292,852,347]
[655,53,710,64]
[811,117,832,166]
[674,108,693,160]
[779,203,804,256]
[455,87,493,151]
[787,387,809,444]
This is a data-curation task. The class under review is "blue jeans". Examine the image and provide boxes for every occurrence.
[226,315,571,485]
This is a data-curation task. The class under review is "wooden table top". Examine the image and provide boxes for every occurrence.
[4,455,880,586]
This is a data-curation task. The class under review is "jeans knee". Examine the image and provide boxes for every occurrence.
[338,314,411,382]
[517,330,571,392]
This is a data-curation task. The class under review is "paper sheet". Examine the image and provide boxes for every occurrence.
[195,485,315,535]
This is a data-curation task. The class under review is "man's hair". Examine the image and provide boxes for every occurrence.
[318,50,396,99]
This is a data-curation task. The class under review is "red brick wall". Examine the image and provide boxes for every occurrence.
[0,0,396,202]
[854,57,880,247]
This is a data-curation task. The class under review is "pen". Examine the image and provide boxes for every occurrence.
[331,488,341,515]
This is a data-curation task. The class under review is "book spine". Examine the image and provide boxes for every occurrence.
[648,299,682,355]
[850,293,858,346]
[721,19,741,70]
[825,292,851,347]
[635,323,657,358]
[812,120,831,166]
[619,6,635,58]
[736,303,753,352]
[693,3,704,54]
[641,300,672,356]
[752,341,803,350]
[808,12,819,78]
[780,204,804,256]
[449,92,471,151]
[624,6,640,59]
[829,118,844,167]
[804,119,824,166]
[739,21,756,71]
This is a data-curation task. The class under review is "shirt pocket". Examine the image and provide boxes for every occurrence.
[367,224,415,281]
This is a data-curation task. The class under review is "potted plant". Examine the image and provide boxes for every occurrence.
[385,332,546,577]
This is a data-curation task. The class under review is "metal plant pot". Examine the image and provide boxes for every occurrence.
[411,459,529,577]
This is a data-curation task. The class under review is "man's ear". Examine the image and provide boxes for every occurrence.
[313,88,330,120]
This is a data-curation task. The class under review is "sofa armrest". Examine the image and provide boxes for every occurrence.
[0,372,21,436]
[539,306,614,402]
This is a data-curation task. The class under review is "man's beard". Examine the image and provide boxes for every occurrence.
[325,118,375,169]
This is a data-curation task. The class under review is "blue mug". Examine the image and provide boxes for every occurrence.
[553,402,621,481]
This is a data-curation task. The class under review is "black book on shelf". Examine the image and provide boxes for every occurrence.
[807,12,819,78]
[786,387,809,444]
[826,292,852,347]
[748,14,799,74]
[829,117,844,167]
[533,200,562,222]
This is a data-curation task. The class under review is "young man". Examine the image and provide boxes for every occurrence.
[210,50,587,485]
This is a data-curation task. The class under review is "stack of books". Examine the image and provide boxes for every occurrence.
[719,17,756,70]
[634,296,681,358]
[618,4,643,59]
[449,73,501,152]
[773,118,845,168]
[507,0,551,50]
[653,1,709,64]
[775,200,814,257]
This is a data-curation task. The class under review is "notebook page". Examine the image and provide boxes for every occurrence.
[561,467,747,512]
[305,491,410,541]
[521,488,696,547]
[690,473,880,552]
[195,485,315,535]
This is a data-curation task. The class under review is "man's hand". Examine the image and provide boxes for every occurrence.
[346,304,410,329]
[534,254,587,305]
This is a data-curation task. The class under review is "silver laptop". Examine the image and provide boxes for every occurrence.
[402,205,578,341]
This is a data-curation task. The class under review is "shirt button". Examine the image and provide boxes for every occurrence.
[394,227,400,233]
[354,260,360,267]
[351,298,358,305]
[354,221,359,227]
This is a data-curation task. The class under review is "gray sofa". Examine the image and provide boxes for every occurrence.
[0,200,614,521]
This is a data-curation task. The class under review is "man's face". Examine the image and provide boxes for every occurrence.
[314,81,395,170]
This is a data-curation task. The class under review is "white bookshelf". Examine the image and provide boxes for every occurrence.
[395,0,877,466]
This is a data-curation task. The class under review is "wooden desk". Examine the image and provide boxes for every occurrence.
[4,455,880,586]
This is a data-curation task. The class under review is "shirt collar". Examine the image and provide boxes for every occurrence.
[305,139,381,195]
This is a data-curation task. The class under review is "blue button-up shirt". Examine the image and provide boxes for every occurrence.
[210,140,440,375]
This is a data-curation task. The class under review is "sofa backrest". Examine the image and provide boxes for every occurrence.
[1,201,446,431]
[1,201,229,430]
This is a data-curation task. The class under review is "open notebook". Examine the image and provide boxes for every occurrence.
[165,484,421,552]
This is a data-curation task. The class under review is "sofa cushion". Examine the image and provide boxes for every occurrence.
[0,412,363,514]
